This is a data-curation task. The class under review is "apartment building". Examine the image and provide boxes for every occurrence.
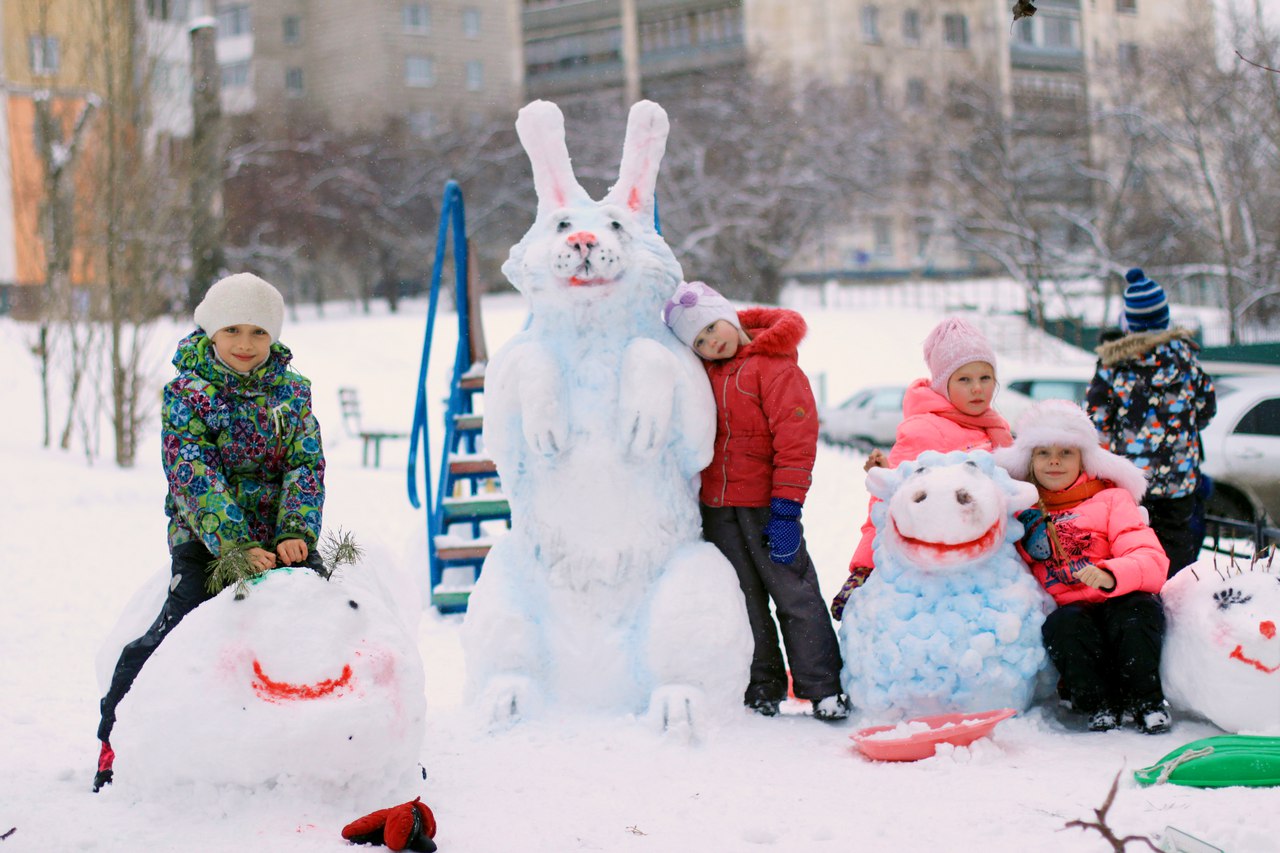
[212,0,523,133]
[520,0,1213,277]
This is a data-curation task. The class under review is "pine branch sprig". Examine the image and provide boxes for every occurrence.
[318,528,364,580]
[205,543,264,599]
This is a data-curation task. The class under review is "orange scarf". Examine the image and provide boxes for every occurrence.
[1038,477,1109,511]
[935,408,1014,449]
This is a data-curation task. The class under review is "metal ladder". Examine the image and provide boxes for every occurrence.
[407,181,510,613]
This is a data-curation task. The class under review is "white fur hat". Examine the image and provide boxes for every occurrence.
[662,280,741,347]
[194,273,285,342]
[993,399,1148,502]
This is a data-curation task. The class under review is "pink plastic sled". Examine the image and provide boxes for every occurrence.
[850,708,1017,762]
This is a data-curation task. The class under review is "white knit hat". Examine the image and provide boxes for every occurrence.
[662,280,741,347]
[993,399,1148,501]
[194,273,285,342]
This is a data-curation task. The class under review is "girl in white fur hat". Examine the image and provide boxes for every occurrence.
[94,273,327,790]
[994,398,1171,734]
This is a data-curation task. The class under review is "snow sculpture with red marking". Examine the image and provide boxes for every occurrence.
[461,100,752,732]
[1161,556,1280,734]
[838,450,1052,721]
[98,562,426,797]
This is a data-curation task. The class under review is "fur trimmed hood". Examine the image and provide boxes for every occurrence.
[1096,327,1197,368]
[993,399,1148,502]
[736,306,807,359]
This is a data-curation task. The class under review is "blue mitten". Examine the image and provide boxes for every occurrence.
[1016,507,1053,562]
[763,498,803,565]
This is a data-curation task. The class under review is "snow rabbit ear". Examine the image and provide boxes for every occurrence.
[515,100,591,219]
[602,100,670,224]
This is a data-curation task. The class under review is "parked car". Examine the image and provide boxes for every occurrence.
[995,374,1092,425]
[819,385,906,449]
[1200,374,1280,525]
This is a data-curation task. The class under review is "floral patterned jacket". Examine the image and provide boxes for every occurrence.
[162,331,325,556]
[1086,329,1215,500]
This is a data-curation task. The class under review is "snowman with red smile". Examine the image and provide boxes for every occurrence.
[1161,555,1280,734]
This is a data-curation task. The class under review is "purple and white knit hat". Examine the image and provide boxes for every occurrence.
[662,280,741,347]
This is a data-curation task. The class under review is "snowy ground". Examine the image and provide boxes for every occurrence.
[1,292,1276,853]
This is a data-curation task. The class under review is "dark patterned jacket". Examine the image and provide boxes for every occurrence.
[162,331,325,556]
[1086,329,1215,500]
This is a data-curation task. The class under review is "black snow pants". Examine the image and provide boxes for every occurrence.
[97,542,326,741]
[701,504,843,705]
[1144,493,1199,576]
[1041,591,1166,717]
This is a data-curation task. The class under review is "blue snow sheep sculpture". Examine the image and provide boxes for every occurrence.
[839,450,1052,721]
[460,100,752,733]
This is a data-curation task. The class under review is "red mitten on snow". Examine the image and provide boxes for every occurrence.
[383,797,437,852]
[341,806,393,846]
[342,797,437,851]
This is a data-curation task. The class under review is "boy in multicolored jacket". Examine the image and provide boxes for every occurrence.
[1086,268,1215,575]
[94,273,326,791]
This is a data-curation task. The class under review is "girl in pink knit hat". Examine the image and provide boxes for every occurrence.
[830,317,1013,619]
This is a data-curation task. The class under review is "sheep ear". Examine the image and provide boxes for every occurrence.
[866,466,897,500]
[603,100,669,216]
[515,100,590,217]
[1008,481,1040,514]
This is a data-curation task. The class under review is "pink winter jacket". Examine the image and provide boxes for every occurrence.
[1017,476,1169,607]
[848,379,1009,570]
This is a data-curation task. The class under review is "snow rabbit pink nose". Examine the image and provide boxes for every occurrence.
[1262,620,1276,640]
[566,231,597,256]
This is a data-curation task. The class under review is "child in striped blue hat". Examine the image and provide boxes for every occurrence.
[1086,266,1216,576]
[1122,268,1171,332]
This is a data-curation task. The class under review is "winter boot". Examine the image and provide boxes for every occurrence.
[1135,702,1172,735]
[746,696,780,717]
[1087,708,1120,732]
[93,741,115,792]
[812,694,851,722]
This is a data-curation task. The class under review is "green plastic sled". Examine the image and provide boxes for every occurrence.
[1134,735,1280,788]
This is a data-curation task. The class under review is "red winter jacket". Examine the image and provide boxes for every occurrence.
[848,379,1011,569]
[1017,475,1169,607]
[700,307,818,508]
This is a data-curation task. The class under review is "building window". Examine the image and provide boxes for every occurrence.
[870,74,884,107]
[1116,0,1137,12]
[462,8,481,38]
[943,14,968,48]
[216,5,251,37]
[861,6,880,43]
[403,3,430,34]
[905,77,925,108]
[1015,12,1079,50]
[913,217,932,258]
[409,110,436,137]
[28,35,60,75]
[902,9,920,45]
[465,59,484,90]
[872,217,893,256]
[220,60,250,88]
[147,0,190,20]
[1118,42,1139,70]
[285,67,304,96]
[405,55,435,87]
[283,16,302,44]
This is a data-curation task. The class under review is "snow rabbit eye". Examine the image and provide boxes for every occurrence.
[557,220,571,232]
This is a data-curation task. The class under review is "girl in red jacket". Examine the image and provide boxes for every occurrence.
[995,399,1171,734]
[831,317,1012,619]
[663,281,847,721]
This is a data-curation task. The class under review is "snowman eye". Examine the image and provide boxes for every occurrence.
[912,490,927,503]
[1213,588,1252,610]
[348,600,359,610]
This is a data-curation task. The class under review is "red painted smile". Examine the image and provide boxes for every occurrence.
[569,276,610,287]
[251,659,355,702]
[893,518,1003,561]
[1228,645,1280,674]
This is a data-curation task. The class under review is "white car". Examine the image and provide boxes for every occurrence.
[1200,373,1280,524]
[818,385,906,449]
[995,375,1092,425]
